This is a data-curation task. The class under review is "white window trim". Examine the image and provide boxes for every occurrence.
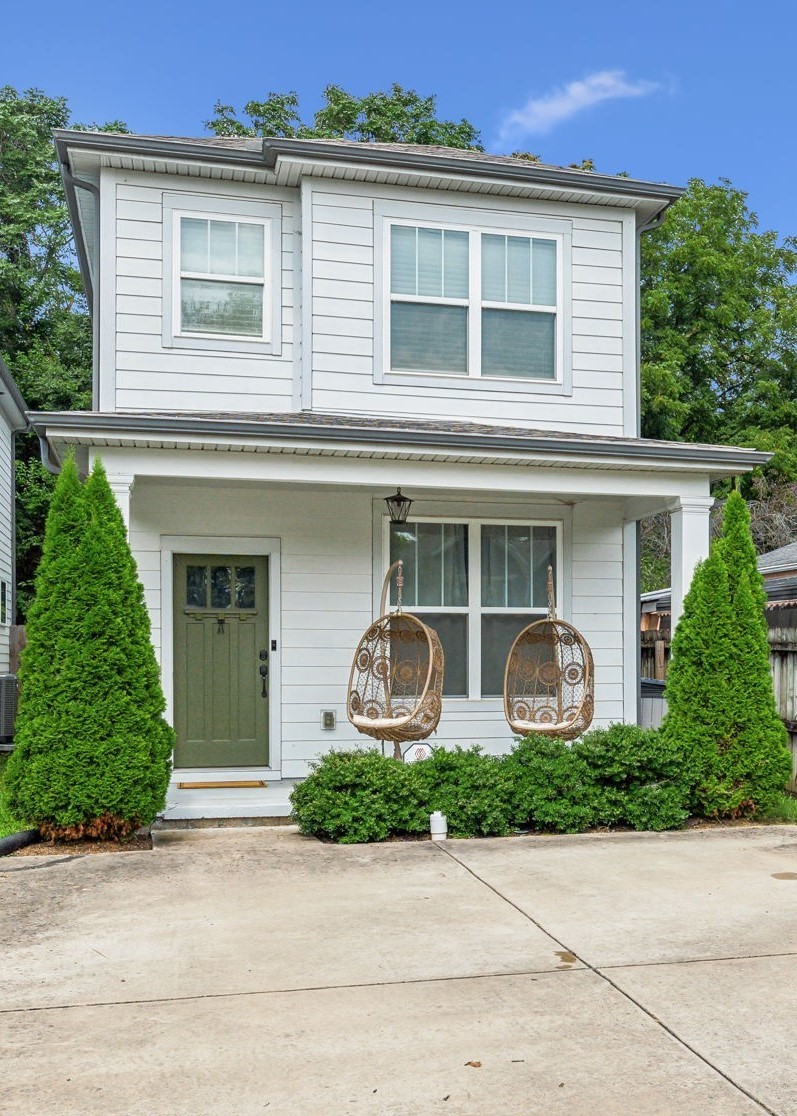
[382,514,563,701]
[162,193,283,356]
[374,201,572,396]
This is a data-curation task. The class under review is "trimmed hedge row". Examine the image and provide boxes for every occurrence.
[290,724,690,843]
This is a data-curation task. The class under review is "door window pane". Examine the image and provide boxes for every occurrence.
[481,309,555,379]
[235,566,256,609]
[210,566,232,608]
[182,279,263,336]
[481,614,531,697]
[186,565,207,608]
[417,613,468,697]
[390,303,467,373]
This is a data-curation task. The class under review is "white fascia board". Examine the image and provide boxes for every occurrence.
[40,424,760,481]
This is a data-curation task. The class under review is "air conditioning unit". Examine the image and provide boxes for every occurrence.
[0,674,18,744]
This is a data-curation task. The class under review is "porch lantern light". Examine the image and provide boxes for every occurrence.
[385,488,413,525]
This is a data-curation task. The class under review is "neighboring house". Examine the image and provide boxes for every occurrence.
[36,132,766,818]
[0,359,28,677]
[640,547,797,786]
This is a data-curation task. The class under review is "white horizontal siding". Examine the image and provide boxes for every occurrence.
[109,174,297,413]
[129,482,628,782]
[571,502,626,726]
[309,182,631,435]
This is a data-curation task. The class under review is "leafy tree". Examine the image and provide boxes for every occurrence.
[660,493,791,817]
[206,83,482,149]
[641,179,797,472]
[5,456,173,839]
[0,86,127,616]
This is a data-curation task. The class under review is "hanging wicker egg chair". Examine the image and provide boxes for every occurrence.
[347,561,445,759]
[503,567,594,741]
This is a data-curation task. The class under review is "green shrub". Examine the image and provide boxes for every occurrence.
[760,792,797,824]
[409,746,515,837]
[291,749,425,843]
[661,491,792,818]
[5,457,173,839]
[573,724,689,831]
[505,737,598,833]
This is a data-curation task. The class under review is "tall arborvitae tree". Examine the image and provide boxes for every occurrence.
[6,457,173,838]
[661,492,791,816]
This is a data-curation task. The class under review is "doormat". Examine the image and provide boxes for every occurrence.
[177,780,268,790]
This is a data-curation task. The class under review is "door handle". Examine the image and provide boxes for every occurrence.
[259,662,268,698]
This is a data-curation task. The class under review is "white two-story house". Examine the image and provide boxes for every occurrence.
[38,132,765,818]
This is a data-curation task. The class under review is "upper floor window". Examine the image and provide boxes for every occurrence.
[178,215,268,341]
[388,222,561,381]
[162,193,282,356]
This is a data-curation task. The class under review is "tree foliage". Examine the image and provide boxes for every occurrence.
[206,84,482,149]
[0,86,127,616]
[660,492,791,817]
[5,456,173,838]
[641,179,797,476]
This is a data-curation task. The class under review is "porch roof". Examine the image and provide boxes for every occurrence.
[32,409,768,480]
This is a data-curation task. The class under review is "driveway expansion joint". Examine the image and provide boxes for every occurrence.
[434,841,780,1116]
[0,965,587,1016]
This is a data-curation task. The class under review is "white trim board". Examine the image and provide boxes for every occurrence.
[160,534,283,777]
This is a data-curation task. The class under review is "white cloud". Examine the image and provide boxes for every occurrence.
[498,70,660,142]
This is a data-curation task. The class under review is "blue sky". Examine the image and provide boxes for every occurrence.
[3,0,796,236]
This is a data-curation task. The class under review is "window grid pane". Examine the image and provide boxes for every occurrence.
[442,230,469,299]
[390,225,417,294]
[481,309,555,379]
[481,614,531,697]
[416,612,468,697]
[390,522,468,608]
[182,279,263,337]
[532,238,557,305]
[181,218,208,272]
[390,303,468,374]
[417,227,443,297]
[532,526,557,608]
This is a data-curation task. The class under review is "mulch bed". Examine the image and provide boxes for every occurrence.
[10,832,153,856]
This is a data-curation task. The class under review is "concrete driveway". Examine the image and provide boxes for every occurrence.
[3,825,797,1116]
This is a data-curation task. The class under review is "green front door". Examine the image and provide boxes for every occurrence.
[173,555,269,768]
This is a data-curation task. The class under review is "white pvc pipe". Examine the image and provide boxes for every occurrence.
[430,811,447,841]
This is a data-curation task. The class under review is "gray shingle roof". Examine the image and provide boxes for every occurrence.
[758,542,797,572]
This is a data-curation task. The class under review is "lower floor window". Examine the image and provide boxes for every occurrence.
[389,519,559,699]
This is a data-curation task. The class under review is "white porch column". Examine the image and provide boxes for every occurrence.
[669,496,713,630]
[107,473,135,536]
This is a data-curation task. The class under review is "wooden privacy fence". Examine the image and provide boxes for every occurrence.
[641,606,797,790]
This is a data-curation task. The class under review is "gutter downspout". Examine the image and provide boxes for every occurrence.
[37,431,61,476]
[61,165,101,410]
